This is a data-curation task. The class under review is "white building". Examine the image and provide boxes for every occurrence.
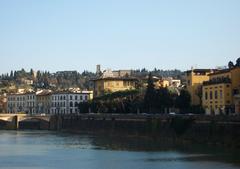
[171,79,181,88]
[7,91,93,115]
[164,77,181,88]
[50,91,92,114]
[25,93,36,114]
[7,92,36,114]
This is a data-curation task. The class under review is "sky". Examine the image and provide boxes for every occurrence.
[0,0,240,74]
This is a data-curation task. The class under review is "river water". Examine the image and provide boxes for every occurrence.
[0,130,240,169]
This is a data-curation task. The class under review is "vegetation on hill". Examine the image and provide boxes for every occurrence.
[0,68,183,92]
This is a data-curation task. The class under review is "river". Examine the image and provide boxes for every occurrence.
[0,130,240,169]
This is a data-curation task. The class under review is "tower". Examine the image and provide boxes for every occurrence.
[96,64,101,76]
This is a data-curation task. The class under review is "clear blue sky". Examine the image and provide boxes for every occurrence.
[0,0,239,74]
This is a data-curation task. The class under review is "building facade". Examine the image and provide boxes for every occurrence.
[7,91,93,115]
[202,66,240,115]
[0,94,7,113]
[36,90,52,114]
[50,91,92,114]
[186,69,214,105]
[93,69,138,97]
[7,92,36,114]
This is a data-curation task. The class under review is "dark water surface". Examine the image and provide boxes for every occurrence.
[0,130,240,169]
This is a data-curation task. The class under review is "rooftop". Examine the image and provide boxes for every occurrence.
[185,69,214,74]
[203,77,231,86]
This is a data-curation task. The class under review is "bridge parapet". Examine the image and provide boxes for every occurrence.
[0,114,52,129]
[18,116,51,122]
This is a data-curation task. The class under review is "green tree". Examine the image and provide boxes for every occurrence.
[10,71,13,79]
[228,61,234,69]
[175,90,191,113]
[155,87,173,113]
[78,102,90,113]
[30,69,34,77]
[144,73,156,113]
[236,58,240,67]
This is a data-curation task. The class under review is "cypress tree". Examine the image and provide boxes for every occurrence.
[144,73,156,113]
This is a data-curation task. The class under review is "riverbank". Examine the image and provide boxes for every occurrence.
[1,114,240,149]
[55,114,240,149]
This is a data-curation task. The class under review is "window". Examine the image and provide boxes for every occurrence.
[70,96,73,100]
[80,96,83,100]
[220,90,223,99]
[70,102,73,107]
[75,96,78,100]
[233,89,239,95]
[215,91,218,99]
[205,92,208,100]
[85,96,88,100]
[75,102,78,107]
[210,91,213,100]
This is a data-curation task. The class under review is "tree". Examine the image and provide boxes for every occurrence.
[195,85,203,105]
[175,90,191,113]
[144,73,156,113]
[228,61,234,69]
[155,87,173,113]
[78,102,90,113]
[14,71,17,79]
[236,58,240,67]
[30,69,34,77]
[10,71,13,79]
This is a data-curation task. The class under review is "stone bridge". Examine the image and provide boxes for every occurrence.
[0,114,52,129]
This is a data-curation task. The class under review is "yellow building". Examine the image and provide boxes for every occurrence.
[186,69,213,105]
[160,79,170,88]
[141,76,170,89]
[93,77,138,97]
[0,94,7,113]
[202,66,240,115]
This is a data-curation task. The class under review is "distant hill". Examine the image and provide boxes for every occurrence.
[0,68,183,93]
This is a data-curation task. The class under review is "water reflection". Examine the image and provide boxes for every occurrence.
[0,130,239,169]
